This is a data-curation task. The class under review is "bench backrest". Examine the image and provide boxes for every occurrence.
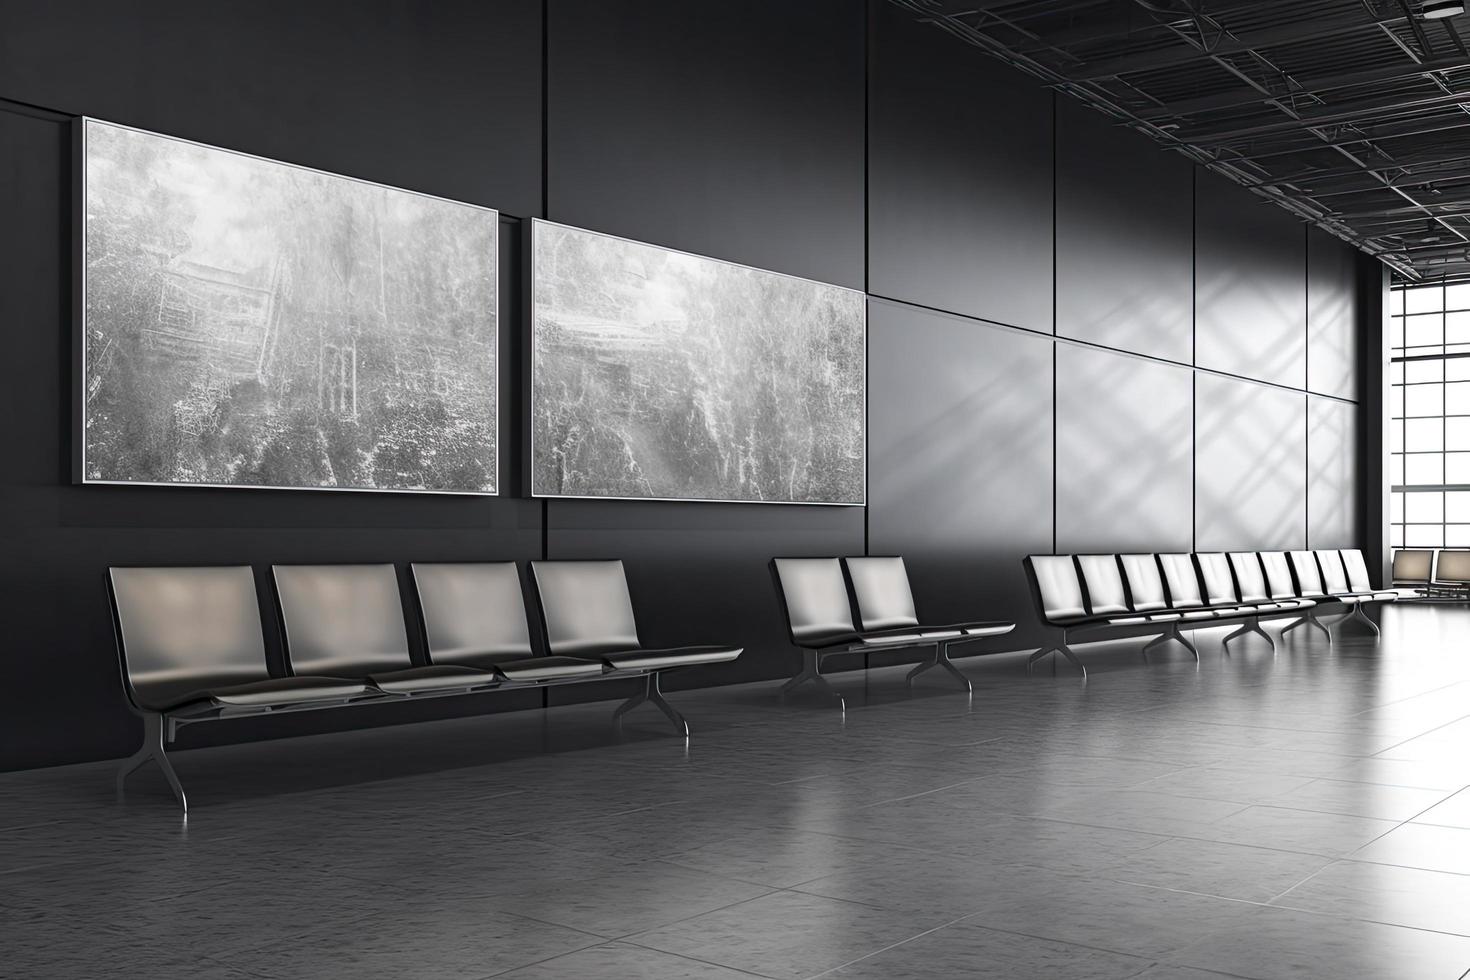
[1227,553,1269,603]
[1159,553,1204,608]
[1289,551,1325,597]
[110,565,270,712]
[1340,549,1375,594]
[273,564,414,677]
[1316,549,1351,594]
[843,556,919,631]
[1391,549,1432,585]
[1259,551,1297,600]
[771,557,857,643]
[1120,554,1168,612]
[1025,555,1086,622]
[531,560,641,657]
[1077,555,1128,615]
[411,562,534,668]
[1196,553,1239,606]
[1436,549,1470,584]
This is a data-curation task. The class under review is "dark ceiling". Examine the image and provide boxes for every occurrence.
[891,0,1470,283]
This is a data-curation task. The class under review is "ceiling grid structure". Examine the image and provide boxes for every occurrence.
[890,0,1470,283]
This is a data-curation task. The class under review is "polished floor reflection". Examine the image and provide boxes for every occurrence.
[5,604,1470,979]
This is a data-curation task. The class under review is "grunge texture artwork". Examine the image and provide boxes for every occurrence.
[531,220,865,504]
[81,119,498,493]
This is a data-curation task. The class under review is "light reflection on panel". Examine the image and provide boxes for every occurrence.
[1196,176,1307,390]
[1307,229,1358,401]
[1056,345,1193,553]
[867,300,1053,639]
[1196,374,1307,551]
[1308,396,1358,549]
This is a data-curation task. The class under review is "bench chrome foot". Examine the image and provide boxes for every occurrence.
[1222,617,1275,653]
[1142,622,1201,663]
[116,712,188,814]
[1027,639,1086,680]
[613,673,689,737]
[1282,609,1333,643]
[1349,603,1381,637]
[781,650,846,710]
[906,642,972,693]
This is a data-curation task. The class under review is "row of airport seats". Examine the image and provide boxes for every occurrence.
[1391,548,1470,599]
[1023,549,1399,678]
[769,556,1016,708]
[110,560,742,811]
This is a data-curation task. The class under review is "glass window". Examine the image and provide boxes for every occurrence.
[1448,382,1470,416]
[1407,285,1444,314]
[1407,359,1444,383]
[1406,313,1445,348]
[1447,491,1470,522]
[1447,525,1470,547]
[1448,452,1470,483]
[1447,282,1470,311]
[1407,524,1445,548]
[1406,418,1443,452]
[1406,491,1444,523]
[1406,452,1445,484]
[1446,417,1470,451]
[1406,384,1444,417]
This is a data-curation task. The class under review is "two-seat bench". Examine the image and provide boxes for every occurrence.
[111,560,741,811]
[770,556,1014,708]
[1023,549,1396,677]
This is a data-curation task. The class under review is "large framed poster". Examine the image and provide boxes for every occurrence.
[530,220,866,505]
[78,118,499,494]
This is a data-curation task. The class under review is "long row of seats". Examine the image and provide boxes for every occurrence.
[770,556,1015,708]
[111,560,742,812]
[1023,549,1395,677]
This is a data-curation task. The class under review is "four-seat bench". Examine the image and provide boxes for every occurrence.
[111,560,741,812]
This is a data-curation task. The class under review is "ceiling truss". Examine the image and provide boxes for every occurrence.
[890,0,1470,283]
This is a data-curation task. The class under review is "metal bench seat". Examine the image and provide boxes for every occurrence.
[112,558,742,812]
[530,560,744,735]
[770,556,1015,704]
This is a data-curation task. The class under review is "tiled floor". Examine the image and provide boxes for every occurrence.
[5,604,1470,979]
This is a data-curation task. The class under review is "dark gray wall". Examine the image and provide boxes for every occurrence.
[0,0,1376,771]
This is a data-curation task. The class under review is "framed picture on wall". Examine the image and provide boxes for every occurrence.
[76,118,499,494]
[529,219,867,505]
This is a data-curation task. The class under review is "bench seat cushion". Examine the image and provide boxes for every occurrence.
[495,656,607,682]
[163,675,370,711]
[603,645,744,670]
[368,664,498,694]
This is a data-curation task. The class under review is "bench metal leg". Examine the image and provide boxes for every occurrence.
[116,712,188,814]
[781,650,846,710]
[906,642,972,693]
[1027,632,1087,680]
[1222,616,1275,652]
[613,672,689,738]
[1142,622,1200,663]
[1282,609,1332,643]
[1348,603,1381,637]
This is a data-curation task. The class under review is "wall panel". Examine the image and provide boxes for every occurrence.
[0,0,543,215]
[1196,374,1308,551]
[1196,174,1307,389]
[1056,345,1193,553]
[1309,228,1360,401]
[546,0,865,288]
[868,1,1053,331]
[867,301,1053,645]
[1056,100,1193,362]
[1309,396,1359,549]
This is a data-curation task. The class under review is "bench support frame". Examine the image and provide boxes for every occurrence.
[1282,608,1333,642]
[1027,628,1088,679]
[1222,616,1275,652]
[781,649,847,711]
[116,711,188,814]
[1141,621,1200,663]
[906,640,973,693]
[613,671,689,737]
